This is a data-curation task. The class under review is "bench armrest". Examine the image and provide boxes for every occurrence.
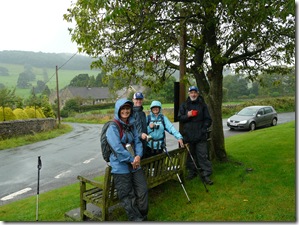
[77,175,104,188]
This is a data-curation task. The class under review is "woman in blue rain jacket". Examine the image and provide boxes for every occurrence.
[106,98,148,221]
[144,100,184,158]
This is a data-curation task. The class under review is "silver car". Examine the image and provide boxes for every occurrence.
[227,105,278,131]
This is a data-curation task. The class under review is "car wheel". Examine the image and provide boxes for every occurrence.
[249,122,256,131]
[271,118,278,126]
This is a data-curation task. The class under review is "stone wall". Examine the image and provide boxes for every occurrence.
[0,118,57,139]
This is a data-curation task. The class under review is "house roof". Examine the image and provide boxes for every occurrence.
[67,86,110,99]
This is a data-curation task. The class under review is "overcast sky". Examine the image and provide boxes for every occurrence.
[0,0,78,54]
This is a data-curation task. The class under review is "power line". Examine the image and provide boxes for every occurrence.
[43,51,79,86]
[57,51,79,70]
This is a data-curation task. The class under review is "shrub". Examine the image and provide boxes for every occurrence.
[0,107,17,121]
[24,106,45,118]
[13,108,29,120]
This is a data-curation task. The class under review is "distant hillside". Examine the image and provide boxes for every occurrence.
[0,50,95,70]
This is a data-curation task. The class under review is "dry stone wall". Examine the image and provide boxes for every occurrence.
[0,118,56,139]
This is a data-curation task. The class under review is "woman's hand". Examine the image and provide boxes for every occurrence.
[131,155,141,169]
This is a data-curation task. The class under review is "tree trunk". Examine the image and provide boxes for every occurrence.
[206,69,228,162]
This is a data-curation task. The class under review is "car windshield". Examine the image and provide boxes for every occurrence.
[237,108,257,116]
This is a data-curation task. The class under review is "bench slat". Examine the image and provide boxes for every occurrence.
[78,147,187,221]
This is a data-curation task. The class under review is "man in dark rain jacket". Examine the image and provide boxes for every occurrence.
[178,86,213,185]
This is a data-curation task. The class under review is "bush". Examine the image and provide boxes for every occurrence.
[13,108,29,120]
[222,96,295,117]
[23,106,45,118]
[0,107,17,121]
[270,92,280,97]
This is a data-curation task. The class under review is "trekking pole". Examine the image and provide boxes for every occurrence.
[185,144,209,192]
[36,156,42,221]
[163,147,191,203]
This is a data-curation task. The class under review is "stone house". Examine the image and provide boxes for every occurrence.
[49,85,146,109]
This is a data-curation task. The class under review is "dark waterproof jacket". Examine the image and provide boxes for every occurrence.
[133,105,147,151]
[178,96,212,143]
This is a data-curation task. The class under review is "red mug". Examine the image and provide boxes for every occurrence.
[191,110,198,117]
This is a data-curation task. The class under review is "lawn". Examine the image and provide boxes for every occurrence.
[0,121,295,222]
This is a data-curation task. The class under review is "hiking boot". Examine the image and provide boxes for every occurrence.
[204,176,213,185]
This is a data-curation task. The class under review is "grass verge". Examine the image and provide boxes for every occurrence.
[0,124,73,150]
[0,121,295,221]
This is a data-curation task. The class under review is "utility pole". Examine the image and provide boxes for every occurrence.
[179,9,187,134]
[56,66,61,126]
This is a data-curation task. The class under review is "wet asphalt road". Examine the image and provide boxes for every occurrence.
[0,112,295,206]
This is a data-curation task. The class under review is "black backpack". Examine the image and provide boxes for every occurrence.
[100,119,123,162]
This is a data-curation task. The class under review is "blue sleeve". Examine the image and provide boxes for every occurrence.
[106,124,134,163]
[164,116,183,140]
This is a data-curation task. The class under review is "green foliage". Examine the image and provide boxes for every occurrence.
[0,88,17,108]
[37,108,46,118]
[40,95,55,118]
[60,98,81,117]
[0,107,17,121]
[69,73,90,87]
[144,76,176,103]
[64,0,294,91]
[79,102,115,112]
[223,68,295,101]
[13,108,29,120]
[17,70,35,88]
[223,75,249,100]
[64,0,295,162]
[0,66,9,76]
[68,72,109,88]
[0,61,100,100]
[23,106,40,118]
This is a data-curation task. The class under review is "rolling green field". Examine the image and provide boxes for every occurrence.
[0,63,99,98]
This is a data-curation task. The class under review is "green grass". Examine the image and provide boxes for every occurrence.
[0,121,295,221]
[0,124,73,150]
[0,63,98,99]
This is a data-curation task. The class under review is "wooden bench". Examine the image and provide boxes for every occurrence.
[77,147,187,221]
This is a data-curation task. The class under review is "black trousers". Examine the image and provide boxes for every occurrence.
[187,141,212,177]
[113,168,149,221]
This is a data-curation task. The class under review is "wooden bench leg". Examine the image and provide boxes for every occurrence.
[79,181,87,221]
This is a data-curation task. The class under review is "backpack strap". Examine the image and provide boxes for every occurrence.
[113,119,124,139]
[113,119,134,148]
[147,114,165,128]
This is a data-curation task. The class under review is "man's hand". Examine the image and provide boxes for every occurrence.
[178,139,184,148]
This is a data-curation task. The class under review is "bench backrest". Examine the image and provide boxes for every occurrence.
[141,147,187,189]
[105,147,187,198]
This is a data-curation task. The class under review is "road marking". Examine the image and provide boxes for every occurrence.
[1,187,32,201]
[83,158,95,164]
[55,170,71,178]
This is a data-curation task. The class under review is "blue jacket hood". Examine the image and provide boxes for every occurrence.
[114,98,134,122]
[150,100,162,109]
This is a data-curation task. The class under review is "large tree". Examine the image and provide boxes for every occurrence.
[64,0,295,161]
